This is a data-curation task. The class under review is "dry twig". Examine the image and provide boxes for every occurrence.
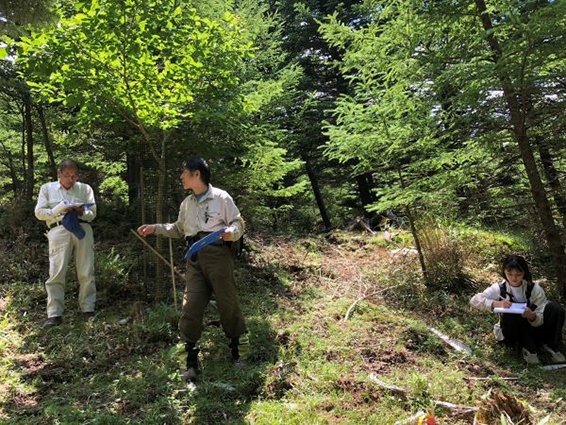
[343,282,407,322]
[368,373,478,417]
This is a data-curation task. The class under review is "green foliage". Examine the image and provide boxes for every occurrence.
[319,0,566,238]
[95,245,137,297]
[417,217,467,291]
[457,226,532,264]
[18,0,252,133]
[320,3,469,217]
[2,233,566,423]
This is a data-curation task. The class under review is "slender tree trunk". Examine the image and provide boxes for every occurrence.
[20,104,26,187]
[535,137,566,229]
[355,172,376,218]
[0,141,19,195]
[140,165,148,291]
[37,105,57,179]
[155,137,167,302]
[126,152,140,206]
[304,157,332,231]
[406,206,428,284]
[23,93,35,202]
[398,169,428,282]
[475,0,566,299]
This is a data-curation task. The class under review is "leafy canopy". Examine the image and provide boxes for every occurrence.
[17,0,253,133]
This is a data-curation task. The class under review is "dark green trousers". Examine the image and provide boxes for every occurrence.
[179,244,246,343]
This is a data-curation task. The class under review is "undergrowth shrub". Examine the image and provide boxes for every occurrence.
[95,244,138,298]
[0,229,46,283]
[457,226,531,264]
[418,219,467,292]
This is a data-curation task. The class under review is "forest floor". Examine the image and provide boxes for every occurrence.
[1,230,565,424]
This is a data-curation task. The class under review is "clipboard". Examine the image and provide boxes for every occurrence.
[184,227,228,260]
[493,302,526,315]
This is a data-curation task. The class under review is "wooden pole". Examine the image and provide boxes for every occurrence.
[130,229,184,279]
[169,236,178,311]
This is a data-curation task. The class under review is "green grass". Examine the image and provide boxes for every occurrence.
[1,231,565,424]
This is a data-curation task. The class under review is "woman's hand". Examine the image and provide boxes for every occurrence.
[492,299,512,309]
[522,307,536,322]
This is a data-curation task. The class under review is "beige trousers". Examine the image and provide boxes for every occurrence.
[45,223,96,318]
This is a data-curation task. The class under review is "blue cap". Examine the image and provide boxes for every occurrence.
[62,210,86,240]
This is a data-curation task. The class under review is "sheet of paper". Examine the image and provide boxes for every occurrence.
[53,201,95,215]
[494,302,527,315]
[65,202,95,208]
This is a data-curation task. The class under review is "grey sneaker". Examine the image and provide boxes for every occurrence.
[541,345,566,363]
[522,348,540,365]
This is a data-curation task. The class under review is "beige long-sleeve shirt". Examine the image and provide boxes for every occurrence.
[35,181,97,227]
[470,279,547,329]
[154,185,244,240]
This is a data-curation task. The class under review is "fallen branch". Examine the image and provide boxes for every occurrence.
[343,282,407,322]
[540,363,566,371]
[368,373,478,416]
[434,400,478,415]
[367,374,407,398]
[429,327,472,355]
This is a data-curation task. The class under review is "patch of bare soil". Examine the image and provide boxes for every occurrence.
[13,353,46,375]
[335,373,381,405]
[361,348,415,374]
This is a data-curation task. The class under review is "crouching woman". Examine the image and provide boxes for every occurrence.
[470,254,565,364]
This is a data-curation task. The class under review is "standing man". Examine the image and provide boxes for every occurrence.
[137,157,248,382]
[35,160,97,327]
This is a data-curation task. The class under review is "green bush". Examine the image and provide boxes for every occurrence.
[418,219,467,292]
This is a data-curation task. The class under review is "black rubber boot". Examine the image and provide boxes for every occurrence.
[184,342,200,382]
[229,334,250,368]
[229,337,240,361]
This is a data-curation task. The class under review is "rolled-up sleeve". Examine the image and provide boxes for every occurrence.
[79,184,97,222]
[470,284,500,311]
[529,286,547,327]
[222,196,244,241]
[34,184,55,222]
[154,199,186,239]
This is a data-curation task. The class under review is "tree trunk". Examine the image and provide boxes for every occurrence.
[154,138,167,302]
[0,141,19,195]
[20,104,26,186]
[140,165,148,292]
[37,105,57,179]
[355,172,376,218]
[304,157,332,231]
[406,206,428,283]
[23,92,35,201]
[126,151,141,205]
[398,168,428,282]
[535,137,566,230]
[475,0,566,299]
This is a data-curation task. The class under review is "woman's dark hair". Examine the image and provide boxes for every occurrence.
[501,254,532,283]
[183,157,211,185]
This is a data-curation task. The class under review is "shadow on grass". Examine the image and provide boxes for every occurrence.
[0,254,291,424]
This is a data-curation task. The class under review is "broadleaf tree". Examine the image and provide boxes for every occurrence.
[17,0,253,300]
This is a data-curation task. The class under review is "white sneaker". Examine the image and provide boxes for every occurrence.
[541,345,566,363]
[522,348,540,365]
